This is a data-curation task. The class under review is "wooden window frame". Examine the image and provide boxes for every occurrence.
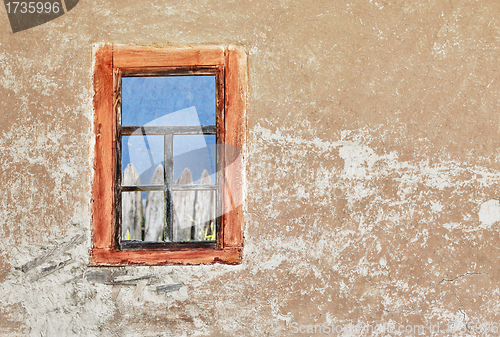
[91,45,246,265]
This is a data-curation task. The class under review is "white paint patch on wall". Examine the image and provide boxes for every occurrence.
[478,199,500,227]
[338,144,377,179]
[430,201,444,213]
[443,222,462,230]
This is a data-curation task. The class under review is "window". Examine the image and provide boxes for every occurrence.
[91,45,246,265]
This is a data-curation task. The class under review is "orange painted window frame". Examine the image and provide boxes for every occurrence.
[91,45,246,265]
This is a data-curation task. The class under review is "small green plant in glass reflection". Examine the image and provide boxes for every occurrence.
[203,221,215,241]
[187,214,215,241]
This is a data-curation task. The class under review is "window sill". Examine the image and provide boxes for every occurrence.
[90,247,242,266]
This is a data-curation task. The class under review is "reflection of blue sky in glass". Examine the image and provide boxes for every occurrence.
[174,135,216,184]
[122,107,217,183]
[121,75,217,183]
[122,135,164,185]
[122,76,216,126]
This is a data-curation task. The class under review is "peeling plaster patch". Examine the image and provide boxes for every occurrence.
[252,253,287,274]
[0,252,11,283]
[251,125,500,217]
[443,222,462,230]
[0,302,28,335]
[338,144,377,179]
[59,162,78,178]
[0,234,205,336]
[31,73,59,96]
[431,201,444,213]
[0,267,115,336]
[339,280,350,298]
[478,199,500,226]
[0,56,21,94]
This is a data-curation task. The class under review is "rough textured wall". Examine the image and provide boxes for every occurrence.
[1,0,500,336]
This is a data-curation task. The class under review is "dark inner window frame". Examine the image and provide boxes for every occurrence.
[114,66,225,251]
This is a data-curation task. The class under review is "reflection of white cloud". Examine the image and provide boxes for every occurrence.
[175,135,215,183]
[145,106,201,127]
[127,107,213,182]
[175,135,207,156]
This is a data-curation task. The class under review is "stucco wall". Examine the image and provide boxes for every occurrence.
[1,0,500,336]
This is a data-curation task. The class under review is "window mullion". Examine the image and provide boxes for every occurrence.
[164,133,174,242]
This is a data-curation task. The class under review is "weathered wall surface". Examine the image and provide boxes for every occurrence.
[1,0,500,336]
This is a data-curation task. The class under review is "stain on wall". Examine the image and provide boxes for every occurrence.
[1,0,500,336]
[0,302,29,336]
[0,251,11,283]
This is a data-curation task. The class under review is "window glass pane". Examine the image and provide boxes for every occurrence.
[122,135,164,186]
[121,191,143,241]
[173,190,215,242]
[121,191,165,242]
[144,190,165,242]
[174,135,216,184]
[122,76,216,126]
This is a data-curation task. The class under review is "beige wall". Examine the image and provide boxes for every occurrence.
[1,0,500,335]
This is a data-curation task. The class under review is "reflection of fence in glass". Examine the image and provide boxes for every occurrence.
[121,163,215,242]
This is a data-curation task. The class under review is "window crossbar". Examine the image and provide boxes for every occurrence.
[120,125,217,136]
[120,184,217,191]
